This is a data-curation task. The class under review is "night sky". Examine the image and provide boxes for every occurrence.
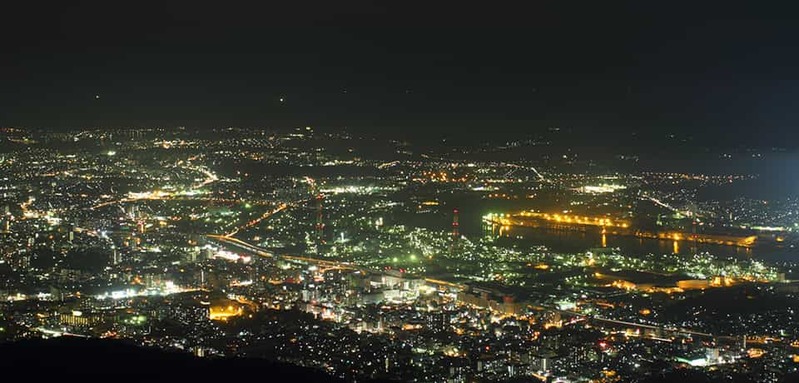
[2,1,798,146]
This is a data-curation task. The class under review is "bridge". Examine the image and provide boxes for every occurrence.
[206,234,361,271]
[552,307,714,340]
[209,234,718,341]
[207,234,468,292]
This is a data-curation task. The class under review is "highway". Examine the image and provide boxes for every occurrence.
[209,235,718,341]
[225,203,288,237]
[210,204,717,341]
[206,234,362,271]
[35,327,90,338]
[207,234,466,291]
[552,307,714,339]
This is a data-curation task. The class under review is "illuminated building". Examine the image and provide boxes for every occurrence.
[59,310,104,327]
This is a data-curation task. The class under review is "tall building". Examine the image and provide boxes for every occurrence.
[316,193,325,244]
[449,208,459,255]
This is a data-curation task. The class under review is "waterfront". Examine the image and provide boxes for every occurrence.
[490,223,799,262]
[2,126,799,382]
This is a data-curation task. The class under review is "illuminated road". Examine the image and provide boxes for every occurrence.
[225,203,288,237]
[220,194,316,237]
[501,162,546,182]
[641,194,699,218]
[206,234,274,258]
[642,195,678,212]
[207,235,466,292]
[35,327,90,338]
[91,195,243,210]
[553,307,714,339]
[207,234,361,269]
[211,214,720,338]
[191,164,218,189]
[90,158,219,210]
[423,278,467,290]
[205,235,721,340]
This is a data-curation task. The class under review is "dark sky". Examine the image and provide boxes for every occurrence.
[2,1,798,146]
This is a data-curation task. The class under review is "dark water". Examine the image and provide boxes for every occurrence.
[419,202,797,263]
[405,152,799,262]
[407,203,761,259]
[479,217,799,263]
[643,152,799,200]
[490,224,769,259]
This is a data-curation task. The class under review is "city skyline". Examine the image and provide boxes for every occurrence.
[3,3,799,383]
